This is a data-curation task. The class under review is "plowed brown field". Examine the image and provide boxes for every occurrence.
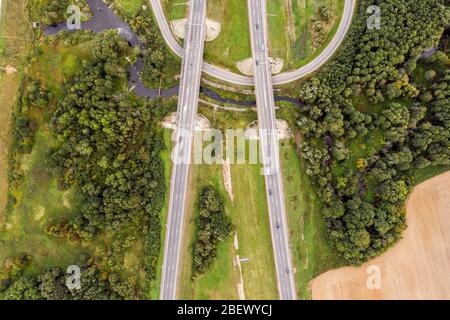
[311,171,450,300]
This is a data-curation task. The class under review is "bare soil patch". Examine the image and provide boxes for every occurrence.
[171,18,221,42]
[311,171,450,300]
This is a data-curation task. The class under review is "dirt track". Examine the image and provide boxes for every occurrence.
[312,171,450,300]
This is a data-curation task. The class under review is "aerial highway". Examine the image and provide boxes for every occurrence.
[149,0,356,86]
[247,0,297,300]
[159,0,207,300]
[149,0,251,85]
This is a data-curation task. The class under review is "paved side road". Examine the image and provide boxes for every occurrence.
[159,0,207,300]
[247,0,297,300]
[149,0,356,86]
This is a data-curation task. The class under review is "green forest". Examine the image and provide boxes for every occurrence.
[296,0,449,264]
[192,186,232,276]
[0,1,175,299]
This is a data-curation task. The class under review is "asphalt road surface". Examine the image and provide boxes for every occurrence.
[159,0,207,300]
[150,0,356,86]
[247,0,297,300]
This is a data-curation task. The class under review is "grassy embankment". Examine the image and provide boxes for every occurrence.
[162,0,251,72]
[205,0,251,71]
[115,0,144,17]
[267,0,345,70]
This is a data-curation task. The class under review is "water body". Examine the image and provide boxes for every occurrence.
[45,0,303,107]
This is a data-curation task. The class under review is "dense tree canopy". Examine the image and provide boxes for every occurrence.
[192,186,232,276]
[296,0,449,264]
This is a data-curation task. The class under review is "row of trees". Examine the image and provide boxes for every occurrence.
[192,187,232,276]
[4,257,139,300]
[296,0,449,264]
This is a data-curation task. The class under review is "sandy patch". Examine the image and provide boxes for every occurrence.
[0,65,18,74]
[311,171,450,300]
[269,57,284,74]
[236,57,284,76]
[162,112,211,131]
[195,113,211,131]
[236,58,254,76]
[171,18,221,42]
[234,231,239,250]
[233,232,246,300]
[222,157,233,202]
[34,205,45,221]
[171,19,187,39]
[205,19,221,42]
[62,190,72,209]
[245,119,293,140]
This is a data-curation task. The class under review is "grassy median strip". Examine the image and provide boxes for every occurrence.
[177,129,278,299]
[178,161,240,299]
[204,0,252,71]
[229,162,278,299]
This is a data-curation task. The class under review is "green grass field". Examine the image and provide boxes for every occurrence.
[161,0,188,20]
[267,0,288,63]
[29,40,94,98]
[0,116,94,272]
[268,0,345,70]
[204,0,252,71]
[229,162,278,299]
[162,0,251,71]
[114,0,144,17]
